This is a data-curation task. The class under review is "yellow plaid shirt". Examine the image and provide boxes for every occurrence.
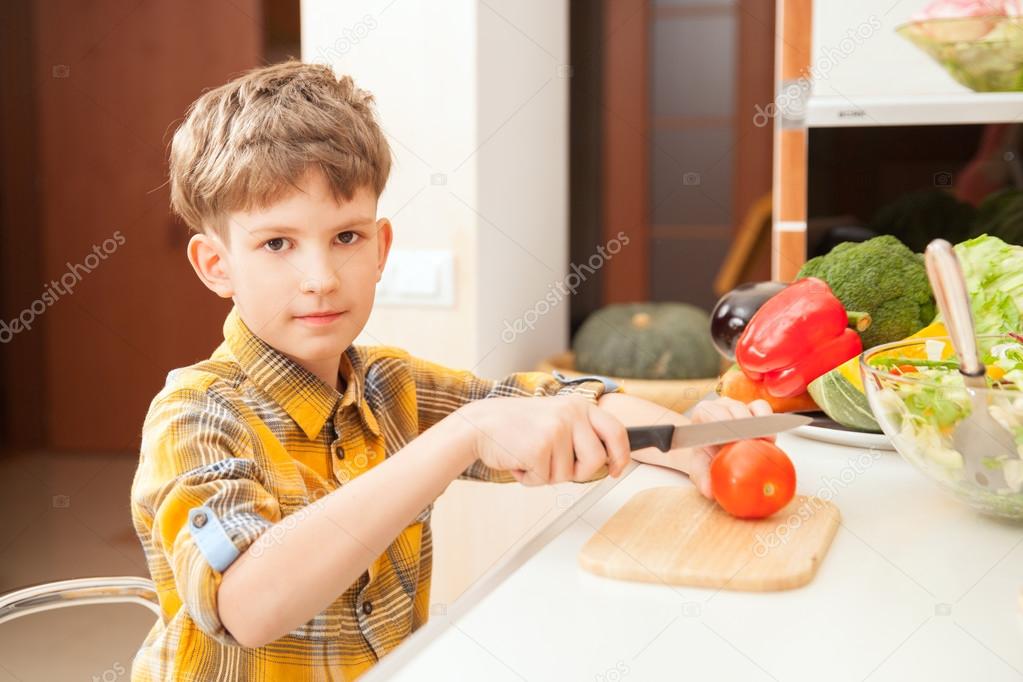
[130,306,618,681]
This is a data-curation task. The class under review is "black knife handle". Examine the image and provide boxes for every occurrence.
[626,424,675,452]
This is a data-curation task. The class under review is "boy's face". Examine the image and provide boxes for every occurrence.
[187,168,392,385]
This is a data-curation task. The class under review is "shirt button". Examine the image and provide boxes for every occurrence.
[192,512,207,529]
[362,601,373,615]
[335,445,345,460]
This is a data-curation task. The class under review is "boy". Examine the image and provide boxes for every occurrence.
[130,60,772,681]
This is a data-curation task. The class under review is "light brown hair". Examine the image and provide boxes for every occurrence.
[168,60,391,241]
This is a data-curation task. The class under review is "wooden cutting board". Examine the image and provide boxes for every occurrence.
[578,486,841,591]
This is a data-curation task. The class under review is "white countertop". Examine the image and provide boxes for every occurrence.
[365,432,1023,682]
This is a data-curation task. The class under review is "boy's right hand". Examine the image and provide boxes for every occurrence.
[456,396,631,485]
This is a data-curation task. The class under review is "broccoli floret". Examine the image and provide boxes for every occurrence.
[796,235,935,349]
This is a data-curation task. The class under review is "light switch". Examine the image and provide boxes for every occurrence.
[377,249,455,307]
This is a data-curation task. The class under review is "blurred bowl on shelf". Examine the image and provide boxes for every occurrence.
[897,16,1023,91]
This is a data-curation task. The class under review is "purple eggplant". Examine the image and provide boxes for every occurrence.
[710,281,789,360]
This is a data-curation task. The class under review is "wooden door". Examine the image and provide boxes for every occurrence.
[2,0,264,451]
[588,0,776,316]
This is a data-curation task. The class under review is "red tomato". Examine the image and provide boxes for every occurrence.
[710,439,796,519]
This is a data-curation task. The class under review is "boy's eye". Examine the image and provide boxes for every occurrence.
[337,231,360,245]
[264,237,289,252]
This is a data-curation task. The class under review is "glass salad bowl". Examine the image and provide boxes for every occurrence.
[860,334,1023,519]
[896,17,1023,91]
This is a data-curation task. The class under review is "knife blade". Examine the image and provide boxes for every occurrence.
[626,413,812,452]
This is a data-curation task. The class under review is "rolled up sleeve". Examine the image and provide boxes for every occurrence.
[132,389,281,647]
[407,355,623,482]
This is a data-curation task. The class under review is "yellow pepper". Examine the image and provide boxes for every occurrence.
[837,320,949,391]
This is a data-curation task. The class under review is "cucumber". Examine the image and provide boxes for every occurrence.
[807,370,881,433]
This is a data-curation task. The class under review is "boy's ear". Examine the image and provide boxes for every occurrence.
[187,232,234,299]
[375,218,393,283]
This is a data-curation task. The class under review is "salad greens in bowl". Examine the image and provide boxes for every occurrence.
[861,334,1023,519]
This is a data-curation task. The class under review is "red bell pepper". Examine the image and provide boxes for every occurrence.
[735,278,869,398]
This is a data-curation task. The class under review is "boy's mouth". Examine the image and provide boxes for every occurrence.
[295,311,344,326]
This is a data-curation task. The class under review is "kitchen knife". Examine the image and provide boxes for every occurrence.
[626,413,812,452]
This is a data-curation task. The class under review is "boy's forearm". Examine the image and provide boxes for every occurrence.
[597,391,689,427]
[218,410,477,648]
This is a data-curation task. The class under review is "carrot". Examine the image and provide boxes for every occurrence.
[716,366,818,413]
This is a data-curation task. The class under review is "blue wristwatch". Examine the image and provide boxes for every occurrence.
[551,369,621,394]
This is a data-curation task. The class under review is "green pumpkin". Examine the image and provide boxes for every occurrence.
[572,303,720,380]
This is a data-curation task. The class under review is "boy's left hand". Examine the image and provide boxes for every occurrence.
[628,396,774,499]
[685,396,775,498]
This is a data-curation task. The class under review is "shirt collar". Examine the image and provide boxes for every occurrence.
[222,306,380,440]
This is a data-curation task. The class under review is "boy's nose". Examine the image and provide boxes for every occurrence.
[300,276,339,295]
[299,260,340,295]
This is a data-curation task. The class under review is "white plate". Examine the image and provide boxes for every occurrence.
[792,422,895,451]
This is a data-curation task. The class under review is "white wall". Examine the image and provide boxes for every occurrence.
[301,0,570,377]
[473,2,570,377]
[811,0,972,98]
[301,0,578,610]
